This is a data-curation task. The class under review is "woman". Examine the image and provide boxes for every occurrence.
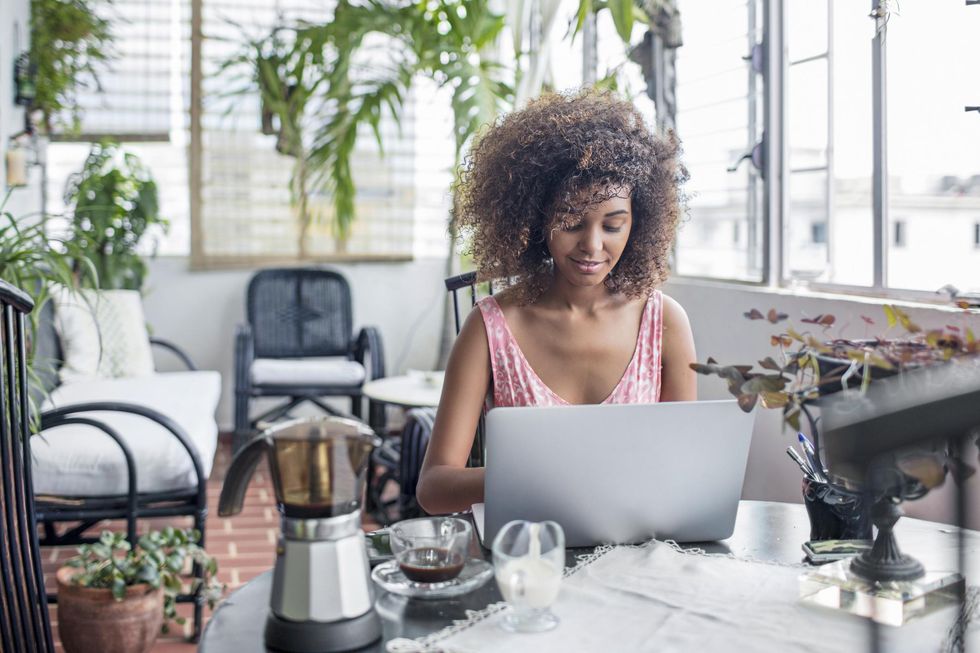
[416,90,697,515]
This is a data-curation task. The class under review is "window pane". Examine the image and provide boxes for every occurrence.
[787,0,828,63]
[674,0,763,281]
[826,0,874,286]
[886,1,980,292]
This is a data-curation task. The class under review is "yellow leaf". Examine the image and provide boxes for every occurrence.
[760,391,789,408]
[883,305,897,328]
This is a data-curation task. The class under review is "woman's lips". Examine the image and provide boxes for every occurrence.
[571,258,604,274]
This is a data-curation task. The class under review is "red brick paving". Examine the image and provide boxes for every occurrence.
[42,434,387,652]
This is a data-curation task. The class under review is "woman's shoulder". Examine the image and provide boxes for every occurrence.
[480,285,526,317]
[658,292,693,333]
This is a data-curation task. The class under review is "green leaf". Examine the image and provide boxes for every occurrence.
[740,375,788,394]
[111,577,126,601]
[574,0,593,38]
[608,0,634,43]
[758,357,782,371]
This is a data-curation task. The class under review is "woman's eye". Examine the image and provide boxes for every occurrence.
[562,222,584,232]
[604,226,623,233]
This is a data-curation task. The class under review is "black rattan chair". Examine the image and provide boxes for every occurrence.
[373,271,490,521]
[445,271,491,468]
[0,280,56,653]
[233,268,386,452]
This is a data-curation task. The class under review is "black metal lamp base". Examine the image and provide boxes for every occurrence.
[848,499,925,583]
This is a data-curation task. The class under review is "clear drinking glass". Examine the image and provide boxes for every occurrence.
[389,517,472,583]
[491,520,564,633]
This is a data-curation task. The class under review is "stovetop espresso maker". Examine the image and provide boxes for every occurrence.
[218,417,381,652]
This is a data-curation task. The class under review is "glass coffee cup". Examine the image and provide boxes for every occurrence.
[389,517,472,583]
[492,520,564,633]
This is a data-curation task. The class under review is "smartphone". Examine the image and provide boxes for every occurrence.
[802,539,873,563]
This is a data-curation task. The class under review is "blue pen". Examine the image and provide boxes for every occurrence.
[798,433,825,481]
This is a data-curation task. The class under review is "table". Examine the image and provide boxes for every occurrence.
[361,372,445,409]
[198,501,980,652]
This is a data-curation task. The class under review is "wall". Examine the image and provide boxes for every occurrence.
[141,256,450,429]
[0,0,41,219]
[664,277,980,529]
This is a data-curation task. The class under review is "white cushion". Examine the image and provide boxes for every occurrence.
[52,288,155,383]
[32,371,221,497]
[251,358,366,387]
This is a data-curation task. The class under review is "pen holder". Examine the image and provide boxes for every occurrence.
[802,477,872,541]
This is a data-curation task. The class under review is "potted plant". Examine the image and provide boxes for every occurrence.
[28,0,114,134]
[56,527,223,653]
[64,141,168,291]
[690,303,980,580]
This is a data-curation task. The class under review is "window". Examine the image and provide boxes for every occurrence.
[885,1,980,291]
[46,0,189,256]
[672,0,764,281]
[893,220,906,248]
[46,0,453,264]
[672,0,979,295]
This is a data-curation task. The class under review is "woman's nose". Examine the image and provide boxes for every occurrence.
[578,226,603,254]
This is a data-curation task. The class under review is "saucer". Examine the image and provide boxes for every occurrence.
[371,558,493,599]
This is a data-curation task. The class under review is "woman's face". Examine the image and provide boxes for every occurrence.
[546,188,633,288]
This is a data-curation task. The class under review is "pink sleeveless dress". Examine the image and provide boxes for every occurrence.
[478,292,664,407]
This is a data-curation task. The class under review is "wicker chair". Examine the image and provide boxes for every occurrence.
[0,280,56,653]
[233,268,386,452]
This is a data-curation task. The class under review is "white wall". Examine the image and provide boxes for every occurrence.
[141,256,449,430]
[664,277,980,529]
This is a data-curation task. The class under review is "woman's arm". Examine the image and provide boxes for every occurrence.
[415,308,492,514]
[659,294,698,402]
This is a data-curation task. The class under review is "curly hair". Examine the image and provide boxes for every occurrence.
[451,89,686,303]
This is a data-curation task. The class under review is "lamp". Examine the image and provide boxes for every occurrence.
[799,359,980,626]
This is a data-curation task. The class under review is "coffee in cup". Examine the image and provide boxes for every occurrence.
[397,546,465,583]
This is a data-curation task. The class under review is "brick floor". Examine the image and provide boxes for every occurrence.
[42,434,388,652]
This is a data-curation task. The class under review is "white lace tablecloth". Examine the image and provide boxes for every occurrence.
[387,541,978,653]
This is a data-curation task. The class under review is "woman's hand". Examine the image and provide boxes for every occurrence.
[416,309,492,514]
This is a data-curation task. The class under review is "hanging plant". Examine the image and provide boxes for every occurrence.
[29,0,114,133]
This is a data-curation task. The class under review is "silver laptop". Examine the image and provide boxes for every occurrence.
[477,400,756,547]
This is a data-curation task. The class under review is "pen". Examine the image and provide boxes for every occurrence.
[786,446,814,478]
[797,432,825,481]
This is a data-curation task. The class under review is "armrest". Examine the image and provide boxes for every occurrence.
[149,337,198,371]
[354,326,386,433]
[39,402,207,503]
[353,326,386,381]
[37,414,139,532]
[234,323,255,394]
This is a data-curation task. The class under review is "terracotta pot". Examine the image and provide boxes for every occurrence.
[56,566,164,653]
